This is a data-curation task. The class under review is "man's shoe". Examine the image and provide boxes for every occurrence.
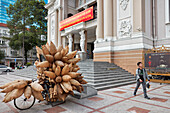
[133,93,136,96]
[144,96,150,99]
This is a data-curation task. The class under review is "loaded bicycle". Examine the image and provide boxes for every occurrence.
[14,78,65,110]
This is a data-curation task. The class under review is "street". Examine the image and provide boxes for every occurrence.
[0,73,170,113]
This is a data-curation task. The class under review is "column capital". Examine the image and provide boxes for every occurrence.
[67,33,73,39]
[79,30,85,36]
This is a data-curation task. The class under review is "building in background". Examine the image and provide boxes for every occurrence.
[0,0,38,67]
[0,0,48,67]
[0,23,36,68]
[0,0,16,23]
[45,0,170,74]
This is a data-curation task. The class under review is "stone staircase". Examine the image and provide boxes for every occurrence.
[77,59,136,90]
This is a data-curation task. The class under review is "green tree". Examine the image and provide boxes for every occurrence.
[6,0,47,64]
[0,50,5,62]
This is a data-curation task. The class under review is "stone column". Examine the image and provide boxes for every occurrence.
[67,34,73,53]
[96,0,104,40]
[133,0,145,33]
[58,8,62,46]
[104,0,113,40]
[54,10,58,46]
[47,15,51,44]
[62,36,66,48]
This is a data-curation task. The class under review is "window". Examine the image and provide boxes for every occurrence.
[79,0,84,6]
[86,0,91,3]
[3,30,7,35]
[0,40,6,45]
[2,40,5,45]
[11,50,17,56]
[67,13,73,18]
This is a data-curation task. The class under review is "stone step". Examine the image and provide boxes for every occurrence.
[77,65,118,68]
[78,68,125,71]
[78,70,130,74]
[84,74,134,80]
[83,74,133,79]
[87,78,135,87]
[95,81,136,90]
[85,76,134,83]
[79,72,131,76]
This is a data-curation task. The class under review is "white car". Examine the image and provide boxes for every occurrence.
[0,65,12,72]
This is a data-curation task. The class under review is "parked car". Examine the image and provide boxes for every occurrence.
[0,65,13,72]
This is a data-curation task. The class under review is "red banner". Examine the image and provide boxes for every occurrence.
[59,7,93,31]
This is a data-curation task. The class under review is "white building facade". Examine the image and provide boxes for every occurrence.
[45,0,170,74]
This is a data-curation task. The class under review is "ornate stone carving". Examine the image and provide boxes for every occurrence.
[120,0,129,10]
[119,19,132,38]
[67,34,73,53]
[51,15,55,45]
[79,30,86,52]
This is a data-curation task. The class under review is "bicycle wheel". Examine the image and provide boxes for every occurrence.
[14,95,36,110]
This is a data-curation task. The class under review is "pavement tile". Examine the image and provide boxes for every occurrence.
[99,88,138,99]
[164,91,170,94]
[87,97,104,101]
[100,100,170,113]
[0,73,170,113]
[44,105,67,113]
[18,101,51,113]
[0,103,12,113]
[130,87,141,89]
[89,111,100,113]
[59,97,93,113]
[130,94,170,108]
[147,89,170,98]
[151,97,168,102]
[127,106,150,113]
[67,94,123,109]
[112,91,126,94]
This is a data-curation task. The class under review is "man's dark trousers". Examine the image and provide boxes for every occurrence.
[134,81,147,97]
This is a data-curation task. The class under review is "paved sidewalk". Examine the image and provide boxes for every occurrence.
[0,73,170,113]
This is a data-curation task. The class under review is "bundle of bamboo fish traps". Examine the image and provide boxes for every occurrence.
[35,41,87,102]
[0,41,87,103]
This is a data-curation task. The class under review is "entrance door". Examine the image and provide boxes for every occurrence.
[87,43,94,59]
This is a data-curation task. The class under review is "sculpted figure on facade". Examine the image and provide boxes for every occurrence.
[67,34,73,53]
[79,30,85,52]
[120,0,129,10]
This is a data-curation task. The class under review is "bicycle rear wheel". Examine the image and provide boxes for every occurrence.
[14,95,35,110]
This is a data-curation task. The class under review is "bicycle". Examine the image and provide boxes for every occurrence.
[13,79,65,110]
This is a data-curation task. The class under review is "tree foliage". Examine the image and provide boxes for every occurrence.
[6,0,47,63]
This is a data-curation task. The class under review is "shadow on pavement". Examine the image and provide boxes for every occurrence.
[0,71,7,75]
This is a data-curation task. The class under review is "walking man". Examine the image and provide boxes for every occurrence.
[134,62,150,99]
